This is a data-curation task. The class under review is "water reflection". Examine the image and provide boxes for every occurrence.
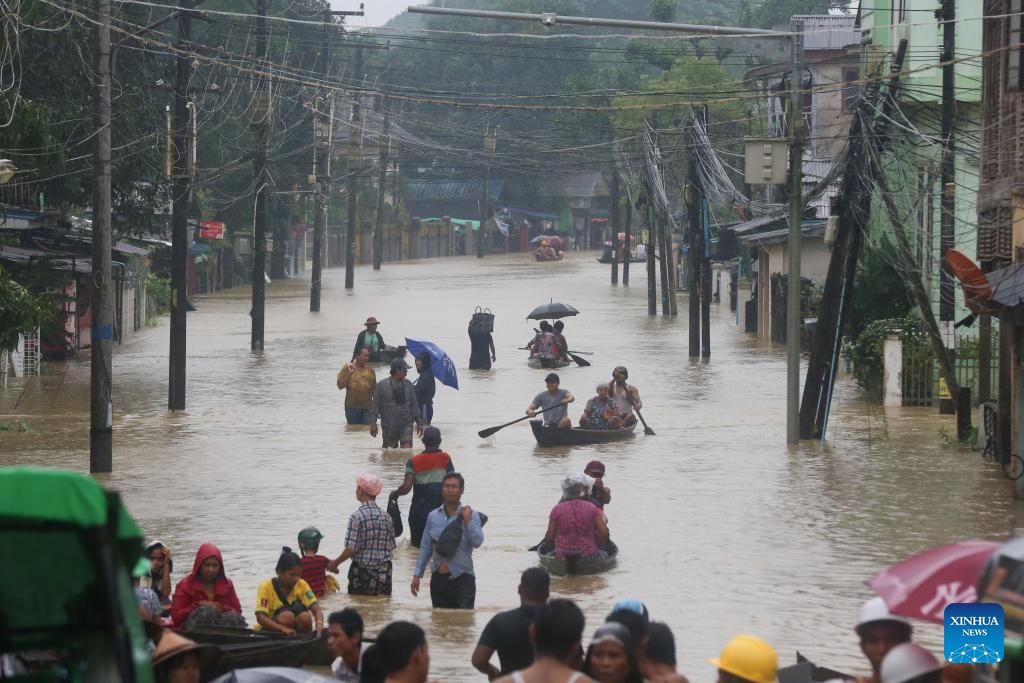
[1,252,1022,681]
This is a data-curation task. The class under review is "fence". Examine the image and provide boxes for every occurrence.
[898,330,1000,408]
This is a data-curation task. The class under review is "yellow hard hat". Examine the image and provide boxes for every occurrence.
[708,635,778,683]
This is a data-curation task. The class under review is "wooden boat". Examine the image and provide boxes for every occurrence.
[596,254,647,264]
[527,356,571,369]
[183,625,332,668]
[530,419,636,446]
[371,345,406,363]
[534,252,564,262]
[537,541,619,576]
[201,638,319,681]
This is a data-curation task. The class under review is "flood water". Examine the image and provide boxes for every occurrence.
[3,251,1023,681]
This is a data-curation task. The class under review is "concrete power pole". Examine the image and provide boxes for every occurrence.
[345,45,365,290]
[310,10,331,312]
[939,0,957,414]
[251,0,269,349]
[90,0,113,472]
[168,3,192,410]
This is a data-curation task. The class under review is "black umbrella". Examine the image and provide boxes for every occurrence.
[526,301,579,320]
[207,667,336,683]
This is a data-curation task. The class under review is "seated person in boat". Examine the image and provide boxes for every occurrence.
[534,240,557,261]
[527,373,574,429]
[608,366,641,427]
[544,473,609,560]
[353,316,386,362]
[170,543,247,630]
[579,384,621,431]
[552,320,570,363]
[254,547,324,636]
[527,322,561,368]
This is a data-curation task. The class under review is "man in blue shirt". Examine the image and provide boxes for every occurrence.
[411,472,485,609]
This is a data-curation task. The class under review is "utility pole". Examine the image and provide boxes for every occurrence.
[645,197,656,315]
[345,45,365,289]
[310,10,331,311]
[168,3,192,409]
[373,96,390,270]
[799,40,909,439]
[90,0,112,472]
[610,170,619,285]
[700,198,710,356]
[250,0,269,350]
[479,125,493,259]
[938,0,957,414]
[622,191,631,285]
[785,18,805,444]
[686,130,701,357]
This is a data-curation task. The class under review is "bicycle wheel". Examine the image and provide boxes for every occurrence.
[1001,454,1024,481]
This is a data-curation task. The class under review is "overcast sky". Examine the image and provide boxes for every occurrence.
[330,0,415,28]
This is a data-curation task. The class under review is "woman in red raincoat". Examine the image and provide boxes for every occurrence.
[170,542,247,630]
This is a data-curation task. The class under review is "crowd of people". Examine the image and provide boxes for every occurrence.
[131,312,975,683]
[145,577,957,683]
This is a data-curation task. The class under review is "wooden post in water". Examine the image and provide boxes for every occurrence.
[610,171,619,285]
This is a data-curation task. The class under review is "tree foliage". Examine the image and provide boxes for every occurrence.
[0,265,51,353]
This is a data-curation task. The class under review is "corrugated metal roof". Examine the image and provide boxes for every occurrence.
[403,179,505,202]
[737,221,827,246]
[795,14,859,51]
[729,213,787,235]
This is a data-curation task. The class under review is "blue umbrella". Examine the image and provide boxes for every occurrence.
[405,337,459,390]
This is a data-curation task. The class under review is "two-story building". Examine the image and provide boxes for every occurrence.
[859,0,984,389]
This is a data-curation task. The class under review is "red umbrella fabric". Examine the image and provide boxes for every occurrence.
[867,540,1000,623]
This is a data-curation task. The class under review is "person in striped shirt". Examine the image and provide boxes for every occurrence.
[389,426,455,547]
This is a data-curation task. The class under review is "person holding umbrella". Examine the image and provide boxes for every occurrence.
[414,351,436,426]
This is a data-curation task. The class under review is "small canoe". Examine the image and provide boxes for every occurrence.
[530,419,636,446]
[182,625,332,668]
[538,541,619,576]
[371,345,406,363]
[596,255,646,264]
[535,253,564,262]
[527,356,571,369]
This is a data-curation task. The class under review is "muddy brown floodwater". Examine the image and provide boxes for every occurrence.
[3,251,1023,681]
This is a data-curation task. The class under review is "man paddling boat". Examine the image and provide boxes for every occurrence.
[527,374,574,429]
[608,366,641,428]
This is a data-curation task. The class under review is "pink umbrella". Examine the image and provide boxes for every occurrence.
[867,540,1000,623]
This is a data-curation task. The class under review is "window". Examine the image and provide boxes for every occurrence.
[842,67,860,111]
[1008,0,1023,91]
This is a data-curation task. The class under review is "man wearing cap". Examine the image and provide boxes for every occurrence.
[353,316,386,362]
[584,461,611,507]
[710,634,777,683]
[527,374,574,429]
[854,597,912,683]
[389,426,456,548]
[608,366,642,427]
[327,474,396,596]
[370,358,422,448]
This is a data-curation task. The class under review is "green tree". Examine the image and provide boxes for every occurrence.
[650,0,677,22]
[738,0,842,29]
[0,265,51,354]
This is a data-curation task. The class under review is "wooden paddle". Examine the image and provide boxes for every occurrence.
[619,387,655,436]
[567,352,590,367]
[566,350,594,355]
[478,404,561,439]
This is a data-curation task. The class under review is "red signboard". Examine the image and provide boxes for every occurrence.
[199,220,225,240]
